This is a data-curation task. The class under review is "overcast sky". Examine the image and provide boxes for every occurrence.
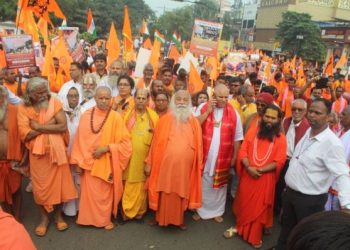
[144,0,193,16]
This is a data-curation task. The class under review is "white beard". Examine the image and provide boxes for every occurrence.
[108,75,119,88]
[172,105,191,123]
[83,89,95,99]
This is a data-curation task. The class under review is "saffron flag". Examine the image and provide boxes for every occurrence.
[290,55,296,71]
[189,61,204,94]
[20,0,65,24]
[41,45,56,84]
[16,1,39,42]
[106,22,121,66]
[51,36,73,79]
[335,53,347,69]
[182,40,187,58]
[0,49,7,68]
[142,38,152,50]
[149,38,162,78]
[122,5,133,61]
[140,19,149,36]
[37,17,49,46]
[324,54,334,76]
[283,60,290,74]
[168,44,180,63]
[87,8,97,37]
[206,56,218,83]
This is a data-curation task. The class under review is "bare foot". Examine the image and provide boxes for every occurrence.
[214,216,224,223]
[192,213,201,221]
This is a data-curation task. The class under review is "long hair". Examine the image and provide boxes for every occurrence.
[257,104,283,141]
[23,77,51,106]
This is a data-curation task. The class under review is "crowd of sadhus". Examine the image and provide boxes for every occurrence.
[1,51,350,250]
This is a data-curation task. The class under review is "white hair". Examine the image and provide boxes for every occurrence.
[292,98,307,109]
[23,77,50,106]
[169,90,192,123]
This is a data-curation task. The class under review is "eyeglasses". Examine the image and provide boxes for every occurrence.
[292,107,305,112]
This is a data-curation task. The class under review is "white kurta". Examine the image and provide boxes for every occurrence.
[62,106,82,216]
[195,105,243,219]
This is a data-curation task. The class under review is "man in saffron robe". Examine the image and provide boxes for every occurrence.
[194,84,243,222]
[224,104,287,249]
[0,86,26,221]
[279,77,296,118]
[3,68,26,97]
[122,89,158,221]
[17,77,77,236]
[146,90,203,230]
[51,57,69,93]
[331,86,348,114]
[244,92,274,134]
[71,86,132,229]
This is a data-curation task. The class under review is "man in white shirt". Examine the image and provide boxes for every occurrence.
[58,62,84,104]
[276,98,350,250]
[99,60,125,97]
[91,53,108,85]
[194,84,243,222]
[275,99,309,214]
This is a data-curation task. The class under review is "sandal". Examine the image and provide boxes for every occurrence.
[104,223,114,230]
[192,213,201,221]
[179,224,187,231]
[223,226,237,239]
[214,216,224,223]
[56,221,68,231]
[35,224,48,237]
[252,241,263,249]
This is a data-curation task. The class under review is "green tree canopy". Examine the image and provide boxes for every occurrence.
[276,11,326,61]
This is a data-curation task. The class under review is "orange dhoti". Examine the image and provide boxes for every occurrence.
[77,171,113,227]
[29,153,76,211]
[147,113,203,227]
[0,161,21,204]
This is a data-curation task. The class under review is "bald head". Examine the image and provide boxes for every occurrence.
[214,83,229,108]
[143,63,154,80]
[94,86,112,111]
[109,60,124,76]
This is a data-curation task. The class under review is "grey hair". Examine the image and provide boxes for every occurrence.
[110,60,125,69]
[23,77,50,106]
[143,63,154,71]
[292,98,307,109]
[240,85,249,96]
[82,73,97,86]
[169,90,192,110]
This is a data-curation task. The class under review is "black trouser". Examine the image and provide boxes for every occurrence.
[274,159,290,215]
[275,187,328,250]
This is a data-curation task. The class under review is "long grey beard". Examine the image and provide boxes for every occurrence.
[37,99,49,110]
[173,106,191,123]
[83,90,95,99]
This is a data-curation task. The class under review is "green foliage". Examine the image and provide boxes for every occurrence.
[79,32,98,44]
[0,0,16,22]
[0,0,155,37]
[276,11,326,61]
[157,0,220,41]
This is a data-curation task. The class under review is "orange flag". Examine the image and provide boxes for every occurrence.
[149,39,161,78]
[182,41,187,57]
[324,54,334,76]
[265,58,272,79]
[142,38,152,50]
[122,5,133,61]
[297,57,305,86]
[0,49,7,68]
[51,36,73,78]
[37,18,49,46]
[335,53,347,69]
[16,1,40,42]
[106,22,120,66]
[41,45,56,83]
[283,60,290,74]
[206,56,218,83]
[188,61,204,94]
[290,55,296,71]
[24,0,65,25]
[168,44,180,63]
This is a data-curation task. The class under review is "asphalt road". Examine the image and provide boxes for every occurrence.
[21,184,280,250]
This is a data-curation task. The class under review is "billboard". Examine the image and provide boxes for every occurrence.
[2,35,36,69]
[190,19,223,57]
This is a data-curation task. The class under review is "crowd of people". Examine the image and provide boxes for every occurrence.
[1,47,350,250]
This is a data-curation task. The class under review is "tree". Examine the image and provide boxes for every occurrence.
[0,0,17,22]
[276,11,326,61]
[157,0,220,41]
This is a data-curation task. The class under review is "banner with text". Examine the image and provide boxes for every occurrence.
[190,19,223,57]
[2,35,36,69]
